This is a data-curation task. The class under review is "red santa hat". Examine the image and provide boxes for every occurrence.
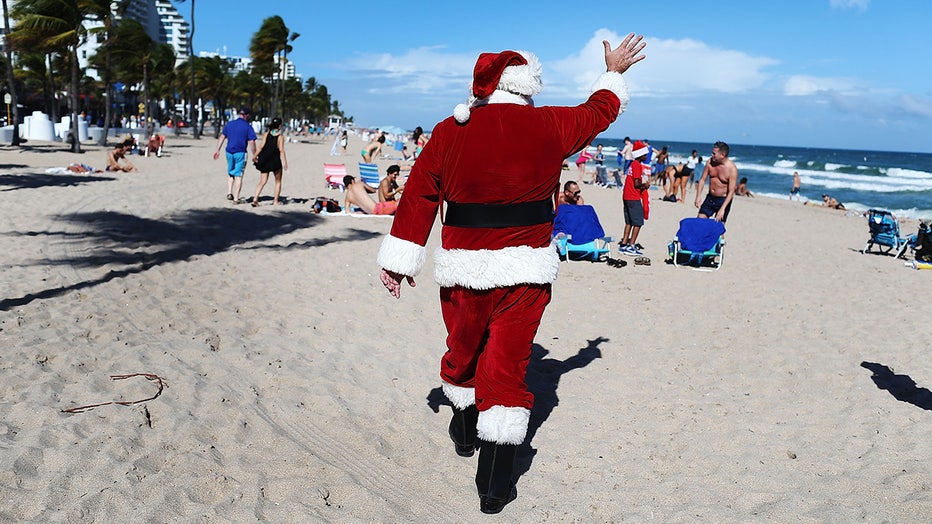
[453,50,543,123]
[631,140,649,159]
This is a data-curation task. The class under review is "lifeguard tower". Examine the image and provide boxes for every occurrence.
[327,115,343,132]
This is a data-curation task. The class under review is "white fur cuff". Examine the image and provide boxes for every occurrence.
[477,405,531,445]
[377,234,426,277]
[591,72,629,115]
[442,382,476,409]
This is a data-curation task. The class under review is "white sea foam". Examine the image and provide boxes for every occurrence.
[774,160,796,168]
[736,161,932,192]
[825,163,845,171]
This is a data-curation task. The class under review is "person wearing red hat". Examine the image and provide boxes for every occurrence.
[619,140,651,255]
[378,34,646,514]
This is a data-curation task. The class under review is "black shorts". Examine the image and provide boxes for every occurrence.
[698,194,732,223]
[623,199,644,227]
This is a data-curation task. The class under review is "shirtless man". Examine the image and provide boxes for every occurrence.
[694,141,737,222]
[106,139,138,172]
[557,180,584,206]
[343,175,397,215]
[378,165,404,202]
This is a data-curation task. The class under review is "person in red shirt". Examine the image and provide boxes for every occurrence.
[620,140,650,255]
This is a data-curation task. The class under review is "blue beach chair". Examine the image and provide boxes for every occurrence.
[552,204,613,262]
[358,162,381,188]
[861,209,912,258]
[668,218,726,270]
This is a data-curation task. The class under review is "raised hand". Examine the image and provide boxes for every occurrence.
[603,33,647,75]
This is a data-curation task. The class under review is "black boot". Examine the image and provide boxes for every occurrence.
[448,405,479,457]
[475,439,518,514]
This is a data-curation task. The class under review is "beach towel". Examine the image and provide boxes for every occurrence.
[553,204,605,245]
[677,218,725,252]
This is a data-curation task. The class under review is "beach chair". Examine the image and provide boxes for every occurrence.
[552,204,613,262]
[668,217,726,270]
[861,209,911,258]
[324,163,347,191]
[358,163,381,188]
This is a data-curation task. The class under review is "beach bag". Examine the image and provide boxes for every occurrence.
[312,196,341,213]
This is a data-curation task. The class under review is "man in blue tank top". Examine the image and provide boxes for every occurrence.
[213,107,257,203]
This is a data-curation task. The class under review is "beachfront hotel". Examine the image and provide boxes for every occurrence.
[2,0,191,80]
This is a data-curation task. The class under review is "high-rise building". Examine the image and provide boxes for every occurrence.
[73,0,190,80]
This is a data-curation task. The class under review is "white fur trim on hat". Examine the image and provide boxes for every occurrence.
[377,234,427,277]
[433,244,560,290]
[453,50,543,124]
[631,145,649,158]
[498,50,543,97]
[442,382,476,409]
[591,71,630,116]
[477,405,531,445]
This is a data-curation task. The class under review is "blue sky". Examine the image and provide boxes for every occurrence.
[188,0,932,153]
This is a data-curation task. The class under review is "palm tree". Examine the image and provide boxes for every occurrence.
[2,0,21,145]
[110,19,175,134]
[249,16,289,117]
[171,0,197,137]
[85,0,126,146]
[9,0,92,153]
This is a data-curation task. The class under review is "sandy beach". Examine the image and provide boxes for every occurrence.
[1,133,929,522]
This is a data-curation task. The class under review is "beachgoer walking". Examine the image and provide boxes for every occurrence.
[694,141,738,222]
[340,130,348,155]
[576,146,594,182]
[251,117,288,207]
[790,171,801,201]
[377,35,646,514]
[213,107,257,203]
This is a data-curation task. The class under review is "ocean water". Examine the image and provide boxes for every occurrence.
[583,140,932,220]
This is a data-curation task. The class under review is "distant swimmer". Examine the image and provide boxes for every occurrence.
[790,171,801,201]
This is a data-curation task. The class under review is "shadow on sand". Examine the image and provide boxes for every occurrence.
[861,361,932,411]
[426,337,606,483]
[0,172,116,191]
[1,207,379,310]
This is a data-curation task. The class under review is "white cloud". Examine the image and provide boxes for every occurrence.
[897,94,932,118]
[783,75,859,96]
[547,29,779,98]
[344,46,476,97]
[830,0,869,10]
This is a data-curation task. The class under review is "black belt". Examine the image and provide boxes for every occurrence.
[444,198,554,228]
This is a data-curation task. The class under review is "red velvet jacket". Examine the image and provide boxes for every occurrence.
[378,72,630,290]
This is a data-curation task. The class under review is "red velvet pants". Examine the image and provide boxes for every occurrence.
[439,284,552,411]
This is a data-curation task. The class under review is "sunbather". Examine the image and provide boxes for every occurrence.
[343,175,396,215]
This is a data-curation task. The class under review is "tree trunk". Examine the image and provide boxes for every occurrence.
[48,54,59,123]
[1,0,19,145]
[69,47,81,153]
[189,0,198,139]
[100,26,112,146]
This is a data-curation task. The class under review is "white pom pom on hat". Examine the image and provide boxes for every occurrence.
[453,50,542,123]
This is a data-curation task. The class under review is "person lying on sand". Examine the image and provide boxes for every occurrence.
[342,175,396,215]
[821,193,845,210]
[66,163,103,173]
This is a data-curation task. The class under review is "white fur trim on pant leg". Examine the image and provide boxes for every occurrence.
[433,245,559,290]
[591,72,629,115]
[442,382,475,409]
[377,234,426,277]
[477,405,531,445]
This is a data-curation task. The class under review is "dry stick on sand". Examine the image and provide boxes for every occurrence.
[61,373,166,414]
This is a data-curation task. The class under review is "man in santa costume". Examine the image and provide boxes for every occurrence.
[378,34,646,514]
